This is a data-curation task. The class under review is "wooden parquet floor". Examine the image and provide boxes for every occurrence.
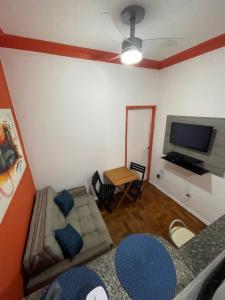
[101,182,206,245]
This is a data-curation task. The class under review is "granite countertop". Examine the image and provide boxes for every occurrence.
[177,213,225,291]
[26,215,225,299]
[86,236,194,299]
[87,215,225,298]
[27,236,193,300]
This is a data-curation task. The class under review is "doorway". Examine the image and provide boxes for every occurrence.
[125,105,156,180]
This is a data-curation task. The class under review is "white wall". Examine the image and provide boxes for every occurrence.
[0,49,159,191]
[151,47,225,225]
[1,46,225,224]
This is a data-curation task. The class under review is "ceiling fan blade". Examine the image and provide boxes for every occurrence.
[143,37,184,42]
[101,12,126,39]
[109,54,121,61]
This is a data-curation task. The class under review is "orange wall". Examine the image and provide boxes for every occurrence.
[0,61,36,299]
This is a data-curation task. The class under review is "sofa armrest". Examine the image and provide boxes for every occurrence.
[67,186,87,198]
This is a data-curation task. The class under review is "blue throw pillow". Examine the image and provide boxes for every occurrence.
[55,224,83,260]
[54,190,74,217]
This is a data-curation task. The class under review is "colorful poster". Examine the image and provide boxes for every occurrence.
[0,109,26,223]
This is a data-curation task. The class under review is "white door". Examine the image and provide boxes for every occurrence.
[127,109,151,180]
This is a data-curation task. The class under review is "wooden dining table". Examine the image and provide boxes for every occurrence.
[104,166,139,210]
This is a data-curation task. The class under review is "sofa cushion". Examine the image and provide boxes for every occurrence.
[54,190,74,217]
[55,224,83,260]
[24,188,113,290]
[44,190,66,261]
[23,187,47,276]
[66,194,112,250]
[23,186,66,276]
[82,232,108,252]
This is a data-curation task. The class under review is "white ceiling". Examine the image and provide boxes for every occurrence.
[0,0,225,60]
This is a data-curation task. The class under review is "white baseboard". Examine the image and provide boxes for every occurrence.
[149,180,210,226]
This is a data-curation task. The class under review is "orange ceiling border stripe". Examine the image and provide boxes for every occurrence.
[0,34,160,70]
[0,32,224,69]
[159,33,225,69]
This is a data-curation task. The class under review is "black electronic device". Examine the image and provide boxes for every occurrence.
[162,151,209,175]
[170,122,213,152]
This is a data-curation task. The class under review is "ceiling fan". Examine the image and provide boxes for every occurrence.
[103,5,183,65]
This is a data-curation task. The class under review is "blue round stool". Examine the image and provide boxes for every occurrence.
[115,234,176,300]
[42,266,107,300]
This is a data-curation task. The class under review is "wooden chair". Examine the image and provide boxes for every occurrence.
[127,162,146,202]
[92,171,115,213]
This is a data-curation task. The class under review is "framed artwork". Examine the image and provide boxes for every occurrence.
[0,109,26,223]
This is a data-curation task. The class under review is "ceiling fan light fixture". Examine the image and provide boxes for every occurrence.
[121,47,143,65]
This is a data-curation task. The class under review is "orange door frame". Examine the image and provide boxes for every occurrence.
[125,105,156,180]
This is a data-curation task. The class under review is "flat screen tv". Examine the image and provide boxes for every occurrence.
[170,122,213,152]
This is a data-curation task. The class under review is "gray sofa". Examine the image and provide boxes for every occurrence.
[23,185,113,294]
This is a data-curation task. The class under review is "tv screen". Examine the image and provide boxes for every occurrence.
[170,122,213,152]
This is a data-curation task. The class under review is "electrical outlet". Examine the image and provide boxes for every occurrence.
[157,170,164,179]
